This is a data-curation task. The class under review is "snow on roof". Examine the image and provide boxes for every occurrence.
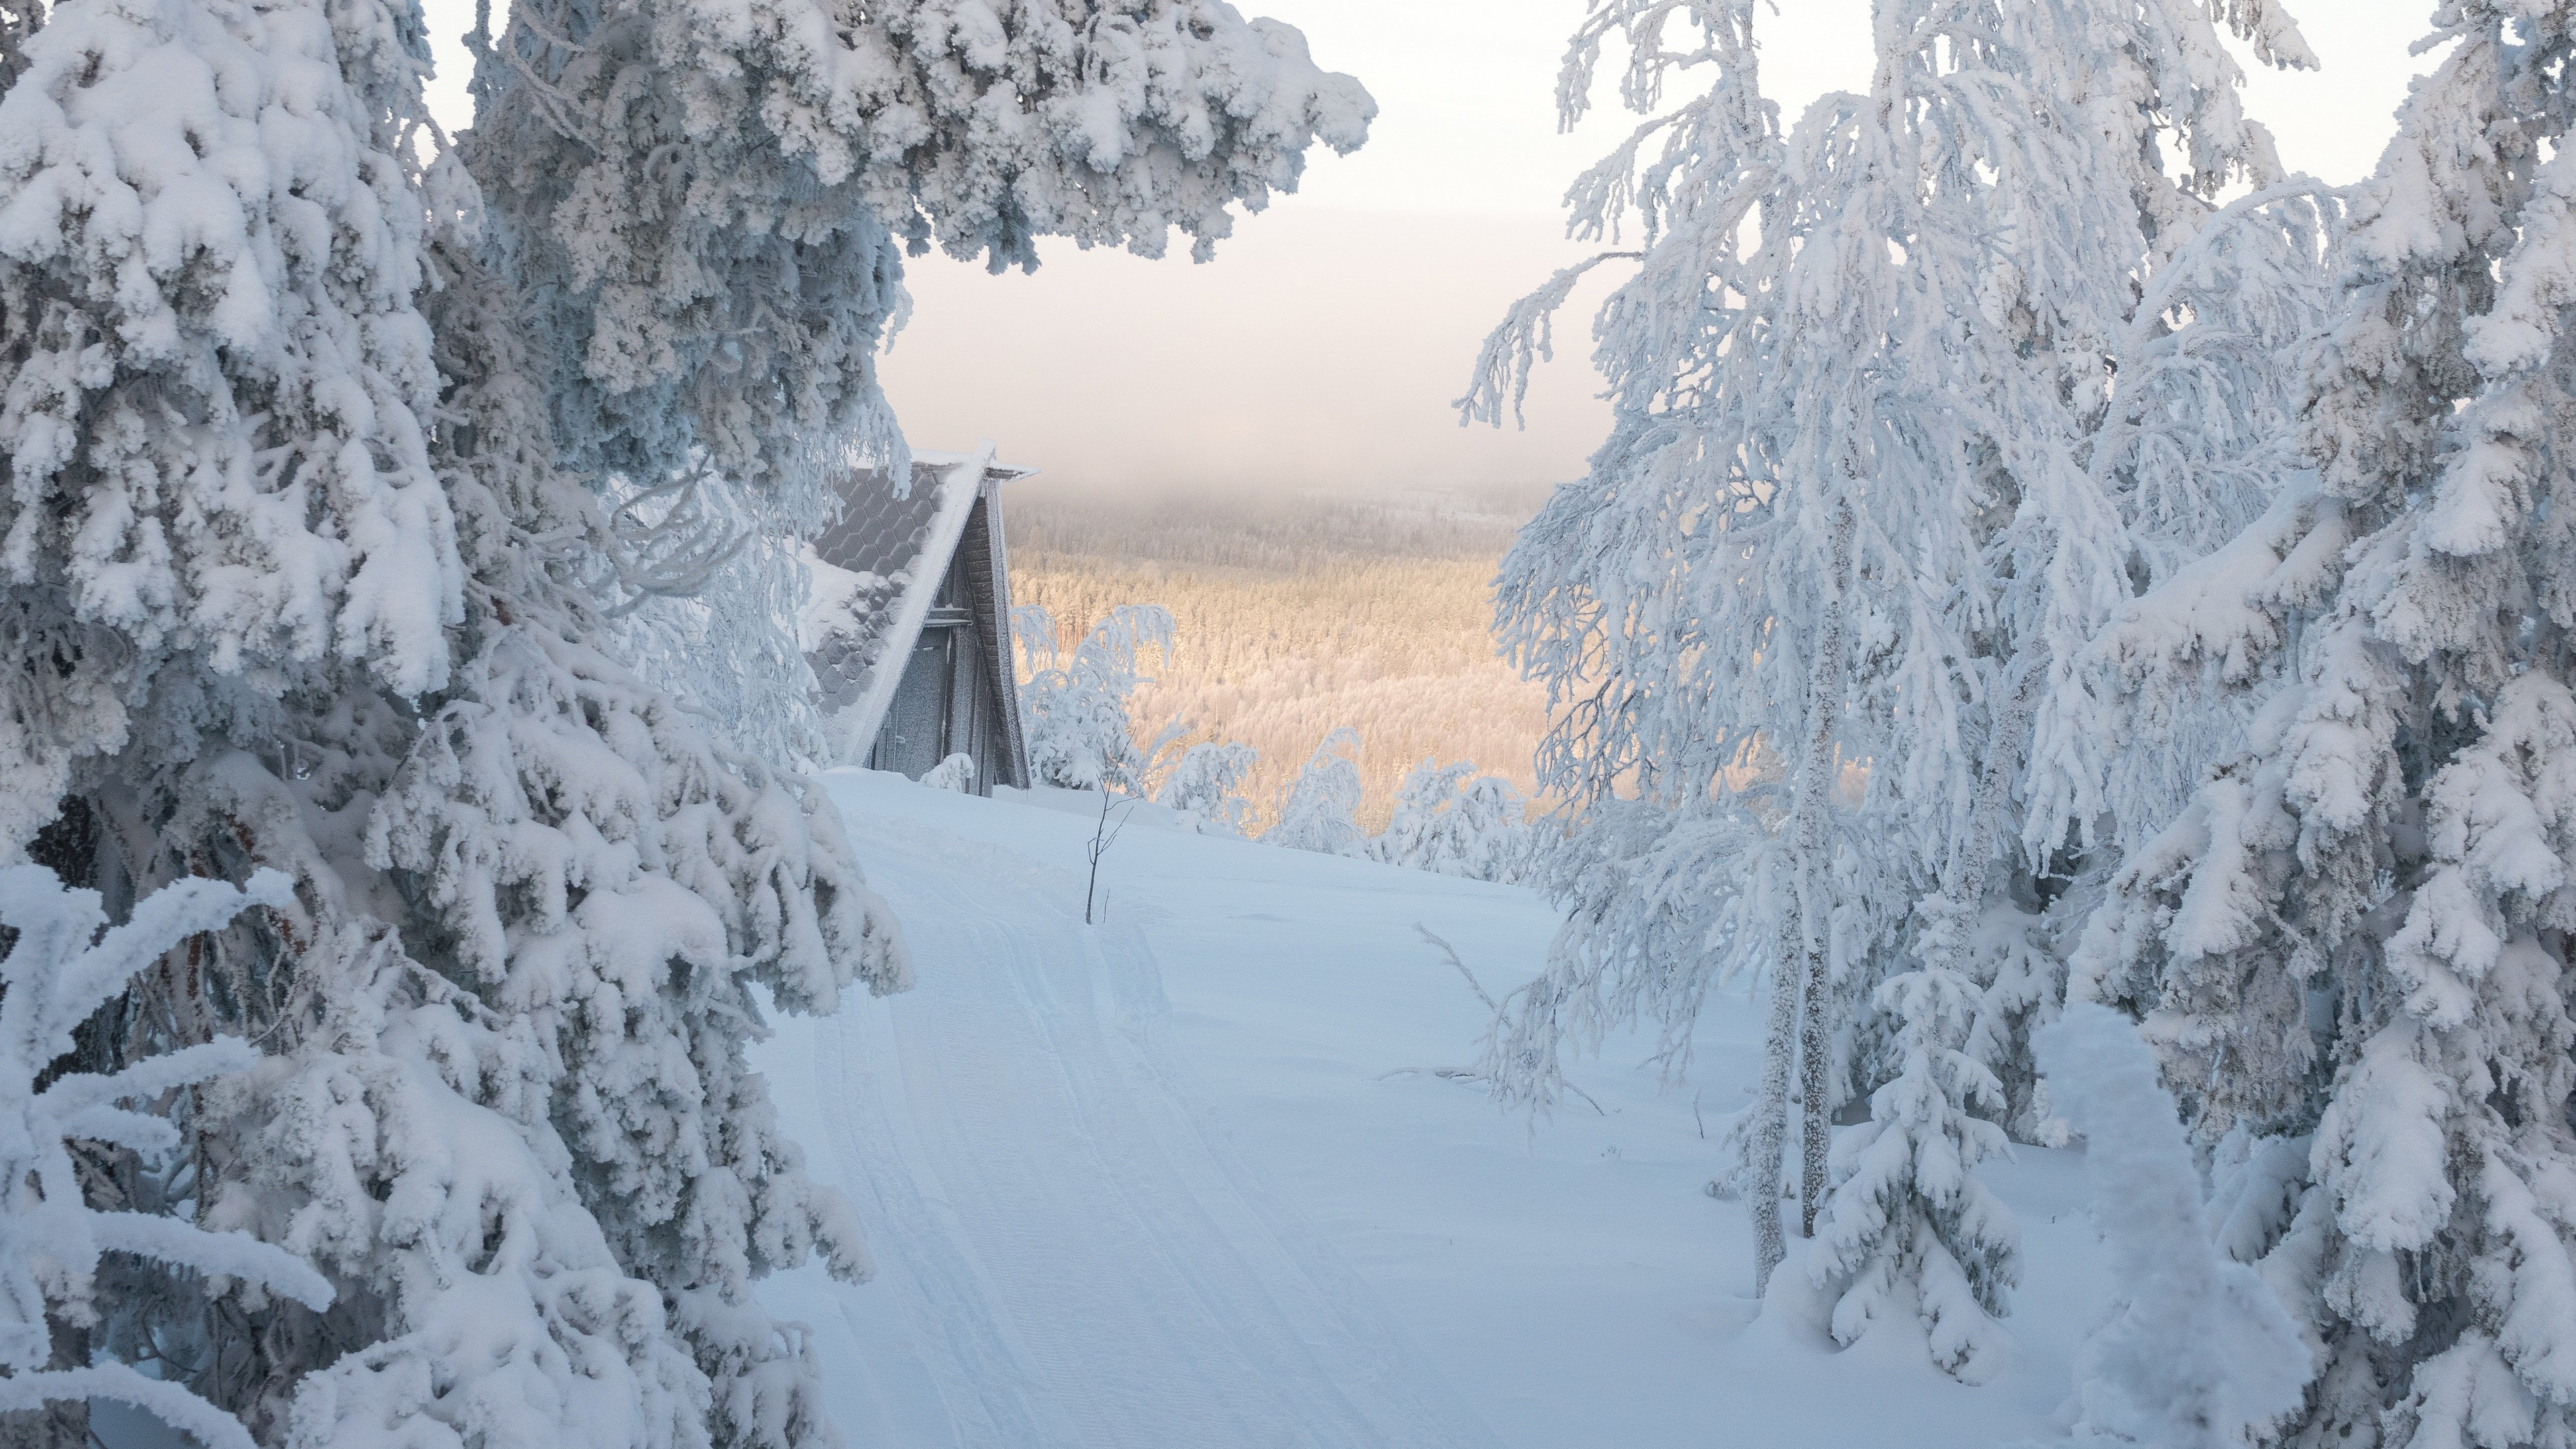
[907,447,1038,481]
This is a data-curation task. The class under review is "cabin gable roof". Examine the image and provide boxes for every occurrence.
[805,448,1034,789]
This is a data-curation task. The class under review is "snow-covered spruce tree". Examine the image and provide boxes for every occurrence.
[0,0,464,858]
[2074,5,2576,1442]
[0,3,670,1438]
[1016,602,1176,792]
[0,0,1370,1442]
[354,305,900,1449]
[1265,727,1366,857]
[1373,758,1534,884]
[1465,0,2322,1377]
[1157,739,1259,837]
[0,867,334,1449]
[0,5,888,1421]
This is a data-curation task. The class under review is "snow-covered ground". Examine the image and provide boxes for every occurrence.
[755,771,2119,1448]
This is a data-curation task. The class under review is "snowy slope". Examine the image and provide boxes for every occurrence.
[755,771,2118,1448]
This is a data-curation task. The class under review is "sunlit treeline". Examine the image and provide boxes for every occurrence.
[1004,486,1554,832]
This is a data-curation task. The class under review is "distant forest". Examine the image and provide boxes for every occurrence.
[1004,482,1555,830]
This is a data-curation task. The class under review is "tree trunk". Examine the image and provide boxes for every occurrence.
[1756,506,1854,1287]
[1791,593,1845,1240]
[1916,666,2041,983]
[1752,911,1801,1293]
[1796,507,1857,1239]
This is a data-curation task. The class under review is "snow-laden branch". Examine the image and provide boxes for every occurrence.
[1454,252,1646,431]
[1,866,328,1449]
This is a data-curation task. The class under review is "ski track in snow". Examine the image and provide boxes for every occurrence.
[761,806,1497,1449]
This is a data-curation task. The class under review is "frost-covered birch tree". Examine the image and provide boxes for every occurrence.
[1375,759,1534,883]
[1017,602,1177,792]
[1267,727,1368,857]
[0,0,1369,1443]
[2074,4,2576,1441]
[1158,740,1260,837]
[1465,0,2322,1380]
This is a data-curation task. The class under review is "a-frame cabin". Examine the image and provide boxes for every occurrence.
[805,449,1033,794]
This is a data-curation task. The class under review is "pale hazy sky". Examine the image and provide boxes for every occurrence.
[419,2,2444,494]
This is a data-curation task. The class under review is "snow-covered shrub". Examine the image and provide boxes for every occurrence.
[1157,741,1260,837]
[920,753,978,792]
[2031,1005,2310,1449]
[1017,604,1177,792]
[1266,729,1368,857]
[1374,759,1534,883]
[0,868,331,1449]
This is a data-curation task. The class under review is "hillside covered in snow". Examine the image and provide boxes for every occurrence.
[755,770,2121,1449]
